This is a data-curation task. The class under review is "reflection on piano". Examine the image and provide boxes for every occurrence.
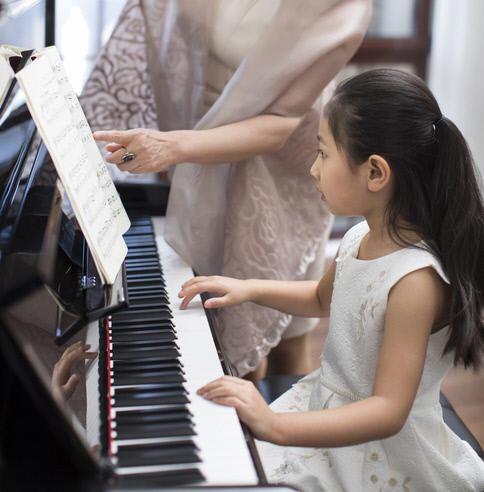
[0,70,280,490]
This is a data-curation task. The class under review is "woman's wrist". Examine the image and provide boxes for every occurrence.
[164,130,194,164]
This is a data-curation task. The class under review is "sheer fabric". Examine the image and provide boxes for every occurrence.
[81,0,371,375]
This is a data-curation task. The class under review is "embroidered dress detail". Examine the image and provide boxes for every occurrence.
[256,221,484,492]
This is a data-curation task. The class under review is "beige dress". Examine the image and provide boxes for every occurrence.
[81,0,371,375]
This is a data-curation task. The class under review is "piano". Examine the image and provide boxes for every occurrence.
[0,54,298,492]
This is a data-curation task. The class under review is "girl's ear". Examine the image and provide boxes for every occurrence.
[366,154,391,192]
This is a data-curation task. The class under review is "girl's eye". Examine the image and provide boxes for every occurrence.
[318,150,328,159]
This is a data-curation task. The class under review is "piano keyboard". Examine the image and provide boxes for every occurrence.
[89,216,260,487]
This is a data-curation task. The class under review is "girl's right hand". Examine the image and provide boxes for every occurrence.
[178,276,253,310]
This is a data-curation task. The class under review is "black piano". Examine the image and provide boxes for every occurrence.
[0,48,304,492]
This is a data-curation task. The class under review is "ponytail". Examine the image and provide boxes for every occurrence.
[428,118,484,369]
[326,69,484,369]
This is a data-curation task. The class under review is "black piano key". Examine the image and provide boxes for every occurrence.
[125,266,162,276]
[115,406,192,425]
[127,287,168,298]
[127,295,170,307]
[112,339,179,350]
[115,467,204,487]
[112,368,185,386]
[116,440,200,467]
[122,303,172,314]
[111,308,172,322]
[126,248,158,258]
[112,385,189,407]
[111,345,180,361]
[110,329,176,343]
[110,320,175,331]
[125,273,164,283]
[125,260,161,270]
[113,358,183,370]
[115,417,194,439]
[124,239,156,248]
[124,277,165,288]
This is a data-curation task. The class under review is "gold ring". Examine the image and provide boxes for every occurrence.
[121,151,135,163]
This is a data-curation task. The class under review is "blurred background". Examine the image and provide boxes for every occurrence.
[1,0,482,187]
[1,0,483,447]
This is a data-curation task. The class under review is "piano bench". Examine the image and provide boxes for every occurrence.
[258,375,484,459]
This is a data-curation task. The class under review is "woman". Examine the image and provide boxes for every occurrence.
[82,0,371,378]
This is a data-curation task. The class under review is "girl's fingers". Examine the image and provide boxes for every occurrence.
[180,276,210,290]
[197,376,246,395]
[203,296,228,309]
[178,281,221,309]
[211,395,243,409]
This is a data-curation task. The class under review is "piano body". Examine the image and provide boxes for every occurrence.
[0,58,298,491]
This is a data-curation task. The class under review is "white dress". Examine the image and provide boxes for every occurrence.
[257,221,484,492]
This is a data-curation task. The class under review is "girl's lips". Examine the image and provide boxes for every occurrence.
[321,192,326,201]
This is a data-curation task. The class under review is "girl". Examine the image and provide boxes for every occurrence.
[178,69,484,491]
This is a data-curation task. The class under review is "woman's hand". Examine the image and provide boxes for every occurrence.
[93,128,186,174]
[178,275,254,310]
[51,341,97,400]
[197,376,279,442]
[93,114,303,175]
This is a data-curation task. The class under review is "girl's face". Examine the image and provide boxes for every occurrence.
[310,118,368,217]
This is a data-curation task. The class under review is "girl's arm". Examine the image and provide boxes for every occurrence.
[178,258,337,318]
[199,266,448,446]
[93,114,303,174]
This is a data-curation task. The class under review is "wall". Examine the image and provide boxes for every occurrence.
[428,0,484,190]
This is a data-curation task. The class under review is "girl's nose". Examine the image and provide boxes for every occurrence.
[310,160,318,179]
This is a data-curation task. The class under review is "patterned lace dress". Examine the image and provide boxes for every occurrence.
[256,221,484,492]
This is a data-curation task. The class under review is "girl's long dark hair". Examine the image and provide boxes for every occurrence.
[326,69,484,369]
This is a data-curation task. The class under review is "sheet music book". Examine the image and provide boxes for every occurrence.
[10,45,130,284]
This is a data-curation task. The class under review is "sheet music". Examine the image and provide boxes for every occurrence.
[37,46,130,235]
[16,54,127,284]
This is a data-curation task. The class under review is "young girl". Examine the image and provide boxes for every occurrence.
[178,69,484,491]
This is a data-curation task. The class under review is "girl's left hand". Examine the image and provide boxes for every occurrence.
[197,376,279,442]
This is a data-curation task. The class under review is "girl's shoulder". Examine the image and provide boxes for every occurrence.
[338,220,449,286]
[337,220,369,256]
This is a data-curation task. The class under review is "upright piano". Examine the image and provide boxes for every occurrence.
[0,55,297,492]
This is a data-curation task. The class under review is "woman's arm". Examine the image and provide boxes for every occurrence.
[199,267,448,447]
[178,258,336,317]
[93,113,302,174]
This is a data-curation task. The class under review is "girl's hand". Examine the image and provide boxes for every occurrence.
[178,276,254,310]
[51,341,97,400]
[93,128,185,174]
[197,376,279,442]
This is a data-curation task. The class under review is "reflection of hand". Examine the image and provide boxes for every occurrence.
[178,276,254,310]
[93,128,184,174]
[52,341,97,401]
[197,376,277,442]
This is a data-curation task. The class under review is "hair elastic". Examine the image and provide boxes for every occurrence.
[432,115,444,137]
